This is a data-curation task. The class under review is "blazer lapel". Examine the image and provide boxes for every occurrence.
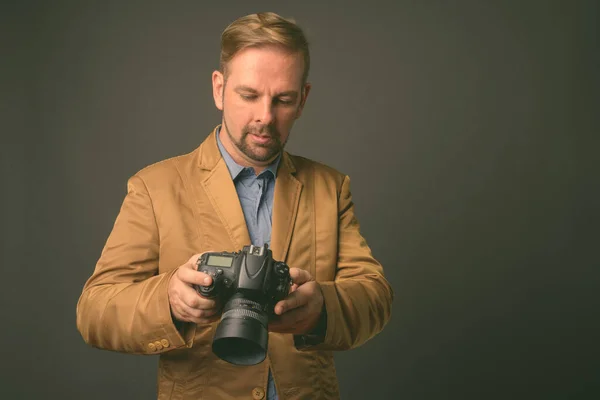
[271,152,303,262]
[202,160,251,250]
[195,128,251,250]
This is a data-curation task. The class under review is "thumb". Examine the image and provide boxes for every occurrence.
[289,268,313,286]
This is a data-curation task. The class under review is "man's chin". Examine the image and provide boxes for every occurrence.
[244,148,280,163]
[242,142,280,161]
[247,153,279,163]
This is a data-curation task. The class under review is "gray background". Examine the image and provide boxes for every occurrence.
[2,0,598,399]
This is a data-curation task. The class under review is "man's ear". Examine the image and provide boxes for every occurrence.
[295,82,312,119]
[212,70,224,111]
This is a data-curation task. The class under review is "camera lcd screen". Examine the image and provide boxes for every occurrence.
[207,255,233,267]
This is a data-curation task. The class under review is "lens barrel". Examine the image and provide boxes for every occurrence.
[212,293,269,365]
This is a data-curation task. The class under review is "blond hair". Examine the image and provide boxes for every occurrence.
[219,12,310,83]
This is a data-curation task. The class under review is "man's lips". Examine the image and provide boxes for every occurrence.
[249,133,273,144]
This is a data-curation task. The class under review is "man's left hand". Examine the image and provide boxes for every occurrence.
[269,268,324,335]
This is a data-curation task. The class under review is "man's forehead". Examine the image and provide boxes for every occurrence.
[230,45,303,63]
[226,47,304,80]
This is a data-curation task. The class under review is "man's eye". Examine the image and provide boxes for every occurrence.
[276,98,294,105]
[241,94,257,101]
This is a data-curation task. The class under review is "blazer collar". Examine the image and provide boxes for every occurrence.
[196,126,224,171]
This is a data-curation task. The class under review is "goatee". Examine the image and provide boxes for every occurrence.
[226,122,284,162]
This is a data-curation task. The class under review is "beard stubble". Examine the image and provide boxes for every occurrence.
[224,118,285,163]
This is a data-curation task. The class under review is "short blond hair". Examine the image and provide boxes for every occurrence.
[219,12,310,83]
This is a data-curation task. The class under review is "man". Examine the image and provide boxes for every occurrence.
[76,12,393,400]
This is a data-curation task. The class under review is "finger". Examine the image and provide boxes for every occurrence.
[176,299,219,320]
[179,285,217,310]
[269,305,309,333]
[172,293,220,324]
[274,287,310,315]
[289,268,313,286]
[176,309,218,325]
[177,266,213,287]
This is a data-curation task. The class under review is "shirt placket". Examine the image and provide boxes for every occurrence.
[254,177,267,246]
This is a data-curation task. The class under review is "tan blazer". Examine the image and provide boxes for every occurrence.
[76,127,393,400]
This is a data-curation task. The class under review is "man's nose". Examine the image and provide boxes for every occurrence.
[254,99,275,125]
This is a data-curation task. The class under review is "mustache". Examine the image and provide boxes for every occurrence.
[242,124,279,137]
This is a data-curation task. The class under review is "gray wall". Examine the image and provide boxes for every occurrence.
[2,0,598,399]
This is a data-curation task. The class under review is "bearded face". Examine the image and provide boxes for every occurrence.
[212,46,311,170]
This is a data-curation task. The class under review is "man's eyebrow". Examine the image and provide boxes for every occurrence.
[234,85,258,94]
[233,86,298,98]
[276,91,299,98]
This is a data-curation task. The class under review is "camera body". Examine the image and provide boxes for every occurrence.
[195,244,292,366]
[195,244,291,312]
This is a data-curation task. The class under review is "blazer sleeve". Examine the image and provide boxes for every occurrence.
[76,175,195,355]
[301,175,394,351]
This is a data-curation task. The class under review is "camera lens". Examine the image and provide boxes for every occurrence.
[212,293,269,366]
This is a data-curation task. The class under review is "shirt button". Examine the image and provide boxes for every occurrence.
[252,387,265,399]
[154,341,163,351]
[148,343,156,352]
[161,339,170,348]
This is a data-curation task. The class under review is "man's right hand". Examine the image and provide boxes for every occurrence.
[168,253,220,324]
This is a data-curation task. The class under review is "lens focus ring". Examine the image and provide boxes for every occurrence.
[226,297,263,310]
[221,308,268,327]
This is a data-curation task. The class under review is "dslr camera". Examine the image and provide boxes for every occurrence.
[195,244,291,366]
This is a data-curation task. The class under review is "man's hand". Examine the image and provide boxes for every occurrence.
[168,253,220,324]
[269,268,324,335]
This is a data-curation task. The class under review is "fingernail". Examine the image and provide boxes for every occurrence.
[204,277,211,284]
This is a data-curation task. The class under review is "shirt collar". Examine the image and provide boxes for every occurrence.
[216,126,281,180]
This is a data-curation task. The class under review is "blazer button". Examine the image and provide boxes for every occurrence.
[148,343,156,352]
[252,387,265,399]
[154,341,163,351]
[160,339,170,348]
